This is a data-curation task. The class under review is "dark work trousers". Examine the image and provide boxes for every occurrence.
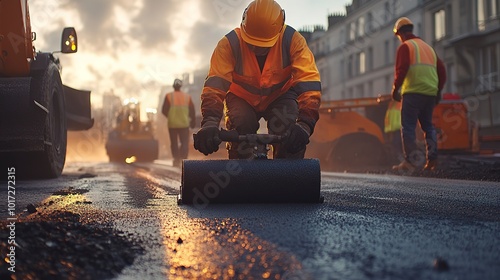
[224,92,305,159]
[168,127,190,162]
[401,93,438,165]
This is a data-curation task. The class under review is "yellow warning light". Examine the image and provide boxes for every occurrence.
[125,156,137,164]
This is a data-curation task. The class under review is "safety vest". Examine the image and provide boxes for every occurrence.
[384,100,402,133]
[166,91,191,128]
[203,25,321,113]
[401,38,439,96]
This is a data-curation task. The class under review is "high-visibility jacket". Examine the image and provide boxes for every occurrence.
[384,100,402,133]
[163,90,194,129]
[401,38,439,96]
[201,25,321,132]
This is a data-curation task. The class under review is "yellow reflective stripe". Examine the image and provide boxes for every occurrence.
[409,40,421,64]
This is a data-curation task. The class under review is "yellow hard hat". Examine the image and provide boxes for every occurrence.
[241,0,285,47]
[393,17,413,34]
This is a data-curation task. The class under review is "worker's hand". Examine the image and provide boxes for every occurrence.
[391,87,401,102]
[193,126,221,155]
[285,122,311,154]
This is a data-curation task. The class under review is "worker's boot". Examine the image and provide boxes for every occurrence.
[392,160,415,172]
[423,159,438,171]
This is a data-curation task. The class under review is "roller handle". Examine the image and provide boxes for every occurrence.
[218,129,283,144]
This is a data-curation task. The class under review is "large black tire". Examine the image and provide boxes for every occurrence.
[29,62,67,178]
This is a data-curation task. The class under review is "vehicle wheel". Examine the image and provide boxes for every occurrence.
[329,133,386,168]
[30,62,67,178]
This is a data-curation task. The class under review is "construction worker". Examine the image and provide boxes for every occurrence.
[194,0,321,159]
[384,99,403,163]
[162,79,196,167]
[391,17,446,171]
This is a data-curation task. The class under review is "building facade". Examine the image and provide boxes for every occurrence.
[306,0,500,129]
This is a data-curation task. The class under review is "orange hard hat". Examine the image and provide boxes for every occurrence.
[241,0,285,47]
[393,17,413,34]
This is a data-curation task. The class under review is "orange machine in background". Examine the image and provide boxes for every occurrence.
[431,96,479,152]
[307,94,479,170]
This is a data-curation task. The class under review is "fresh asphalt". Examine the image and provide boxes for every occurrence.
[1,161,499,279]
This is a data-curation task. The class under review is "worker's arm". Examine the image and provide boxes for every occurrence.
[200,37,235,128]
[289,31,322,135]
[161,94,170,118]
[195,36,235,155]
[392,43,410,101]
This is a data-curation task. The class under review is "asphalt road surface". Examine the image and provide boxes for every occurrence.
[1,161,499,279]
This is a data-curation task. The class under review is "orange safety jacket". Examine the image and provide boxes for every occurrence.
[201,25,321,132]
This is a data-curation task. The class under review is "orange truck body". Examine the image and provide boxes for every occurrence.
[0,0,93,178]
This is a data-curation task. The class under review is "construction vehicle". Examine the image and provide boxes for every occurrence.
[0,0,93,178]
[105,98,159,163]
[179,130,322,205]
[307,94,478,169]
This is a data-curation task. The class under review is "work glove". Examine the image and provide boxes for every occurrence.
[436,90,442,105]
[285,122,311,154]
[391,86,401,102]
[193,126,221,155]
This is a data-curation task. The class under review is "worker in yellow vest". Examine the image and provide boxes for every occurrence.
[384,99,403,163]
[162,79,195,167]
[193,0,321,159]
[391,17,446,172]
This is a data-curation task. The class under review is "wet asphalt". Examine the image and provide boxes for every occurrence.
[1,161,499,279]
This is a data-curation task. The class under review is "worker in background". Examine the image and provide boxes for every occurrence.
[194,0,321,159]
[384,99,403,163]
[391,17,446,172]
[162,79,196,167]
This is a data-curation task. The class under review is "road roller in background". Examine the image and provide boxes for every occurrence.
[105,98,159,163]
[0,0,93,178]
[306,96,390,170]
[179,130,323,206]
[307,94,479,170]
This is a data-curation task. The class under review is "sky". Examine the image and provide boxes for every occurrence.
[28,0,351,110]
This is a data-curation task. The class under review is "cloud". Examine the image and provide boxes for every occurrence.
[131,0,178,50]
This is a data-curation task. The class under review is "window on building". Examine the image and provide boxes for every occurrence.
[478,0,499,31]
[340,29,345,44]
[349,22,356,41]
[340,59,345,81]
[434,9,446,40]
[359,52,366,74]
[358,17,365,37]
[478,44,499,92]
[478,0,486,31]
[384,2,391,23]
[490,0,499,18]
[385,75,392,93]
[367,12,374,33]
[357,84,365,98]
[368,47,374,71]
[384,40,390,65]
[348,55,353,78]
